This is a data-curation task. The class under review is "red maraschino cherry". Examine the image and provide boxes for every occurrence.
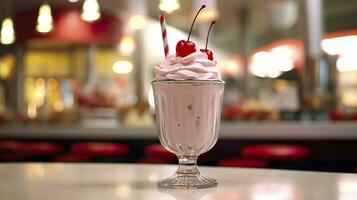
[200,21,216,60]
[176,5,206,57]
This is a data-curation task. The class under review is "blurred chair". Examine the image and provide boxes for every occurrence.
[218,158,269,168]
[70,142,130,162]
[138,144,176,164]
[241,144,311,162]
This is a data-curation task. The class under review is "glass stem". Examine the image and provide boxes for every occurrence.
[176,155,199,175]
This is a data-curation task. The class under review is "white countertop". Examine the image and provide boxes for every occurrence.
[1,122,357,140]
[1,163,357,199]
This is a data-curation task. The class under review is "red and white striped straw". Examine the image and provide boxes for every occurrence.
[159,14,169,58]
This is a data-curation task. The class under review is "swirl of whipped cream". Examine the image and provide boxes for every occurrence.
[155,51,221,80]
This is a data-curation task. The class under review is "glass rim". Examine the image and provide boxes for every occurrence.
[151,79,225,84]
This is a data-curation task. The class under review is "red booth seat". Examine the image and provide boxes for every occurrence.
[138,144,176,164]
[144,144,176,159]
[0,140,26,161]
[71,142,129,158]
[23,142,64,157]
[0,140,64,161]
[241,144,311,162]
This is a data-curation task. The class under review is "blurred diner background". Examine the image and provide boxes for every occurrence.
[0,0,357,172]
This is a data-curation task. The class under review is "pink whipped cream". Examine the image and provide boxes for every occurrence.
[155,52,221,80]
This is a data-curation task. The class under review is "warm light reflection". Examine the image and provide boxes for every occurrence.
[26,164,62,179]
[195,0,219,22]
[45,164,62,178]
[36,4,54,33]
[270,45,295,72]
[36,78,46,88]
[148,173,159,182]
[119,35,135,55]
[128,15,146,30]
[197,10,219,22]
[81,0,101,22]
[275,80,290,92]
[159,0,180,13]
[148,86,155,113]
[322,35,357,56]
[0,55,13,79]
[0,62,11,79]
[54,101,64,112]
[341,91,357,107]
[112,61,133,74]
[338,176,357,200]
[67,0,79,2]
[219,58,241,77]
[115,184,132,198]
[26,164,45,179]
[46,78,66,113]
[27,102,37,119]
[205,192,242,200]
[277,57,294,72]
[25,78,35,103]
[0,18,15,45]
[250,183,295,200]
[250,50,294,78]
[47,78,58,90]
[35,78,46,107]
[337,56,357,72]
[271,45,295,61]
[250,51,281,78]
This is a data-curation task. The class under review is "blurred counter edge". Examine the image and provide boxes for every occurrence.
[1,122,357,140]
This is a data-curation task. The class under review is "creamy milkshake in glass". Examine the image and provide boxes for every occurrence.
[152,11,224,187]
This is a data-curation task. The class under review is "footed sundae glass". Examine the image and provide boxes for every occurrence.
[152,79,224,189]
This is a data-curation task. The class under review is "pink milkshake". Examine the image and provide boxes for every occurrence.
[153,52,224,157]
[153,6,224,189]
[153,50,224,190]
[153,80,223,155]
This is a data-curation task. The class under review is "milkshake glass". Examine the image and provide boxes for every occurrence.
[152,79,224,189]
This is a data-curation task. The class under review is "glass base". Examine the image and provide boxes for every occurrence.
[158,172,218,189]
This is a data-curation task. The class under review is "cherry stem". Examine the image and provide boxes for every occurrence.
[187,4,206,42]
[205,21,216,50]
